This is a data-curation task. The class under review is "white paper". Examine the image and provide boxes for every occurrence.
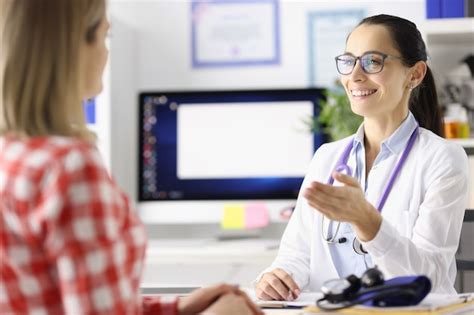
[247,291,474,311]
[350,293,474,312]
[252,291,322,308]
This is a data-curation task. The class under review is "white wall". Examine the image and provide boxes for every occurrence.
[110,0,425,89]
[106,0,425,219]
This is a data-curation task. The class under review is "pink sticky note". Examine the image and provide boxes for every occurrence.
[245,203,270,229]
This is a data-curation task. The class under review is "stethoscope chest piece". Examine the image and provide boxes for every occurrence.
[352,238,368,255]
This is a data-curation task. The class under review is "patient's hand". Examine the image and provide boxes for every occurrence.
[178,283,262,315]
[203,292,256,315]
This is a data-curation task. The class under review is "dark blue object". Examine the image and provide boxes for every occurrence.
[426,0,442,18]
[442,0,465,17]
[317,268,432,311]
[359,276,432,307]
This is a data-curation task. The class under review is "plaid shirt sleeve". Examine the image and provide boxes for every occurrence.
[0,138,178,315]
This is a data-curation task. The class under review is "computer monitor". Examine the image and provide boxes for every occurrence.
[138,88,325,223]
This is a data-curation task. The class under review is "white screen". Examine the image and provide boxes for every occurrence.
[177,101,314,179]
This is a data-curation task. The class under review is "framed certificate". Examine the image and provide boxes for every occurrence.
[191,0,280,68]
[308,10,365,87]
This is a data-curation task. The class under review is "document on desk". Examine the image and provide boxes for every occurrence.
[254,292,322,308]
[418,293,474,310]
[303,293,474,314]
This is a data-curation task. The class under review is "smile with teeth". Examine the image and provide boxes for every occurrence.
[351,89,377,97]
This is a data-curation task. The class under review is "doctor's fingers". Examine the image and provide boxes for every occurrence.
[308,181,349,199]
[306,192,352,221]
[273,269,300,298]
[255,289,276,301]
[262,270,290,300]
[257,273,290,300]
[255,285,279,301]
[306,182,365,209]
[332,171,360,187]
[304,187,351,212]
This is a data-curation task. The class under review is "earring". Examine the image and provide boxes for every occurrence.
[409,84,415,90]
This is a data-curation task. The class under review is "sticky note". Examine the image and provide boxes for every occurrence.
[221,204,245,229]
[245,203,270,229]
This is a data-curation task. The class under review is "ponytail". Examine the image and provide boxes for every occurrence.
[409,66,444,137]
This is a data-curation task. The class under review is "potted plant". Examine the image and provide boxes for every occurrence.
[307,85,363,141]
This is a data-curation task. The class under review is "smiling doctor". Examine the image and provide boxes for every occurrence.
[255,14,469,300]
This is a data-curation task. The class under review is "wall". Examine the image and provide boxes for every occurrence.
[470,155,474,208]
[107,0,425,215]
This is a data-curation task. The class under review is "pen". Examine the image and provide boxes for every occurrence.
[287,290,295,301]
[285,271,298,301]
[458,293,473,303]
[258,303,303,309]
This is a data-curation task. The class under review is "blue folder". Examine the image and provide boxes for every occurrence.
[441,0,465,17]
[426,0,442,18]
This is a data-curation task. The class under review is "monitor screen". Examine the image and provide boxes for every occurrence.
[138,89,325,201]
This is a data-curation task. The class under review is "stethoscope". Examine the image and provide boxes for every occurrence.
[322,126,419,255]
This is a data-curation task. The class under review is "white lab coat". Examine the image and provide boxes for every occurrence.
[260,127,469,294]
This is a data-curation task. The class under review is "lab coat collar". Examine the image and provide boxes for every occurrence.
[352,111,418,155]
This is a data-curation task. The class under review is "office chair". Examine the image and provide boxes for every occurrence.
[456,209,474,293]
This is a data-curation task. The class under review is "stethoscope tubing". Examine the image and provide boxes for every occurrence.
[321,127,419,253]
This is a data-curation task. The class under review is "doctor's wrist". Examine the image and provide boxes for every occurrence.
[352,204,382,242]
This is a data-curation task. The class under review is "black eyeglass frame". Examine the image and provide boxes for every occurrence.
[334,51,403,75]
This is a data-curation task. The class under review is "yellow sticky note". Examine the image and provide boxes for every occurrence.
[221,204,245,229]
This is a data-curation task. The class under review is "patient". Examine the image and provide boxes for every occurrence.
[0,1,262,314]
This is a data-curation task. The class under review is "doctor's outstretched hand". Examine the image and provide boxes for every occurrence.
[255,268,301,301]
[303,171,383,242]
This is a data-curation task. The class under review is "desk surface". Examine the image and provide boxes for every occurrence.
[139,291,474,315]
[146,238,279,264]
[257,292,474,315]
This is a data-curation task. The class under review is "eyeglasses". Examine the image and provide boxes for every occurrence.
[335,51,402,75]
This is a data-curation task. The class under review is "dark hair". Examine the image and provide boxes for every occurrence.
[357,14,444,137]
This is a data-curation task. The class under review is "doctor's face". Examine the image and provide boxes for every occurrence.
[340,24,412,120]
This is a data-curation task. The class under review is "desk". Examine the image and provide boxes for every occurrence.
[141,291,474,315]
[261,293,474,314]
[141,238,279,288]
[141,227,474,293]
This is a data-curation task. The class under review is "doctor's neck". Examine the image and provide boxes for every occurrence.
[363,109,409,153]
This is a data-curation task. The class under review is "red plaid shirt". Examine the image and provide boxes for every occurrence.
[0,136,178,315]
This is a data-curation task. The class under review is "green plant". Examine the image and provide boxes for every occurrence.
[307,87,363,141]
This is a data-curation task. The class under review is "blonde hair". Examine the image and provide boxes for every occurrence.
[0,0,106,142]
